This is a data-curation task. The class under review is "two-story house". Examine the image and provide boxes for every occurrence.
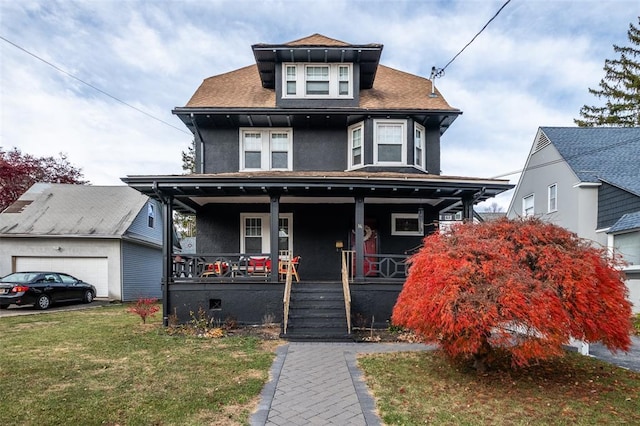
[123,34,512,338]
[507,127,640,313]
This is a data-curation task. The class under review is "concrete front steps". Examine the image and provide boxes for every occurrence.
[281,282,353,341]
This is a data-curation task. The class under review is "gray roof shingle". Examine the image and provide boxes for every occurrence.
[541,127,640,196]
[0,183,150,237]
[608,211,640,234]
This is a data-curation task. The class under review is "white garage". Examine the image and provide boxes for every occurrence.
[14,256,109,298]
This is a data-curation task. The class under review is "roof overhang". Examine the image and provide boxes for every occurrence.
[122,172,513,215]
[251,43,383,89]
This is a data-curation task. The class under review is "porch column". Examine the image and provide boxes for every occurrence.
[162,195,174,327]
[462,195,474,222]
[270,195,280,283]
[354,196,365,281]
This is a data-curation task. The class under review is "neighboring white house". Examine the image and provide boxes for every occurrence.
[507,127,640,313]
[0,183,164,301]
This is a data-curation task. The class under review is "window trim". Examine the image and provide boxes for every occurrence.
[391,213,424,236]
[240,213,293,254]
[414,123,425,170]
[548,183,557,213]
[239,128,293,171]
[282,63,353,99]
[373,119,407,165]
[523,194,535,217]
[348,122,364,169]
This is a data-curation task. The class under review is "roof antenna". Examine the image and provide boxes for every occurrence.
[429,66,444,97]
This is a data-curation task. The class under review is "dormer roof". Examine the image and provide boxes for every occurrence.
[251,33,383,89]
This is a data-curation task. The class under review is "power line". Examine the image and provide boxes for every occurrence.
[0,35,190,135]
[431,0,512,81]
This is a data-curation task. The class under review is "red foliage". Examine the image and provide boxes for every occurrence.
[392,218,632,369]
[127,298,160,324]
[0,147,86,212]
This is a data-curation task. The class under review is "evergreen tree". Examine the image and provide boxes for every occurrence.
[575,17,640,127]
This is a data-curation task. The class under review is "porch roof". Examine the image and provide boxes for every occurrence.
[122,171,513,214]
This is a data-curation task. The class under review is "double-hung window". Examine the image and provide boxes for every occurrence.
[548,183,557,212]
[523,194,534,217]
[374,119,406,164]
[282,63,352,98]
[240,128,292,170]
[240,213,293,254]
[414,123,425,169]
[348,122,364,169]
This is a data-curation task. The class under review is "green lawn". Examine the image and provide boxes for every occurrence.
[0,304,278,426]
[359,349,640,425]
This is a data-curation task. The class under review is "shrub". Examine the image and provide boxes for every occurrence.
[127,298,160,324]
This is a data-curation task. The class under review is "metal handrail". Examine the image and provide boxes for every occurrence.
[341,250,354,334]
[282,256,294,334]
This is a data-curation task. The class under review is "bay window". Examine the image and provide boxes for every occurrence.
[348,122,364,169]
[414,123,425,169]
[374,119,406,164]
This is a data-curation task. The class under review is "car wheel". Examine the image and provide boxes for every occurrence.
[83,290,94,304]
[0,304,9,310]
[36,294,51,310]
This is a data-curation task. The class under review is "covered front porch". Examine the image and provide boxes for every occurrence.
[123,171,512,332]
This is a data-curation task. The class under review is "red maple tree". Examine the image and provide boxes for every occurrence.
[392,218,632,370]
[0,147,86,212]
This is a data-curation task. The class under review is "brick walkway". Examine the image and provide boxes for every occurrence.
[250,342,433,426]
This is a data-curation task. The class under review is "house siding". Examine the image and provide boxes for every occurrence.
[598,183,640,229]
[121,241,162,301]
[125,199,163,244]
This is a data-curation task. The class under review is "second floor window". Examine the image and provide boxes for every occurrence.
[240,128,292,171]
[374,119,406,165]
[548,183,557,212]
[348,122,363,168]
[414,124,425,169]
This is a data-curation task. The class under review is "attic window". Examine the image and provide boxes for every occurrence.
[147,203,155,228]
[282,63,352,99]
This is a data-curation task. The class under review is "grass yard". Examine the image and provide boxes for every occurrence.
[0,304,279,426]
[359,349,640,425]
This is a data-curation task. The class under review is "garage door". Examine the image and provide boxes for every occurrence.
[14,257,109,298]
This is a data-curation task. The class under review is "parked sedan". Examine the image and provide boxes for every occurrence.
[0,272,96,310]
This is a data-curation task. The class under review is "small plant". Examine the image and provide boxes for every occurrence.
[386,320,405,334]
[262,313,276,326]
[127,298,160,324]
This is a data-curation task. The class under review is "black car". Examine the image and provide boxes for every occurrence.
[0,272,96,310]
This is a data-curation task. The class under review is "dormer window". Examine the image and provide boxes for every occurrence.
[282,63,352,99]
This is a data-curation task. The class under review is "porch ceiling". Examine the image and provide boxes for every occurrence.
[121,171,513,214]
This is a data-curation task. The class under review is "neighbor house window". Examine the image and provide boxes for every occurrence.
[523,194,534,217]
[240,128,292,170]
[548,183,557,212]
[147,203,155,228]
[240,213,293,254]
[391,213,423,236]
[282,63,352,98]
[374,119,406,164]
[414,123,425,169]
[348,122,364,168]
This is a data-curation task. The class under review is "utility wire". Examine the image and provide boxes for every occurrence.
[490,134,640,179]
[0,35,190,135]
[441,0,512,73]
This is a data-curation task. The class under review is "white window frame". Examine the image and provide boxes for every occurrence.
[523,194,535,217]
[348,122,364,169]
[240,213,293,254]
[239,128,293,171]
[414,123,425,169]
[391,213,424,236]
[373,119,407,165]
[282,63,353,99]
[548,183,557,212]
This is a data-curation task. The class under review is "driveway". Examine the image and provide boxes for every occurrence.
[589,335,640,372]
[0,299,113,317]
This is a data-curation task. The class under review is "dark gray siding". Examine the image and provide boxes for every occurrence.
[598,183,640,229]
[202,128,240,173]
[121,241,162,301]
[197,202,437,281]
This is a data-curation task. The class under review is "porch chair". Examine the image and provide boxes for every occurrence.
[279,255,301,282]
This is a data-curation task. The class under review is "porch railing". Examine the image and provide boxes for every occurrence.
[172,253,274,280]
[341,250,353,334]
[282,256,294,334]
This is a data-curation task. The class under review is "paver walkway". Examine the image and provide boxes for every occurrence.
[250,342,433,426]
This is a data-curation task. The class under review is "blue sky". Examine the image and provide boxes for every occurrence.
[1,0,637,209]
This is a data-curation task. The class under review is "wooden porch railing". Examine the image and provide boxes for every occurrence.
[341,250,353,334]
[282,255,294,334]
